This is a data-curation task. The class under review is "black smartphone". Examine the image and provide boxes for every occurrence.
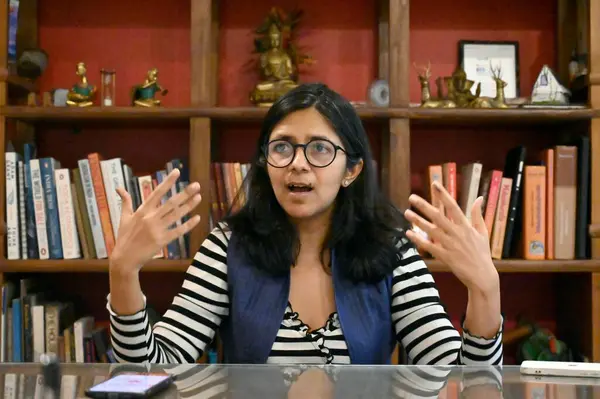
[85,373,174,398]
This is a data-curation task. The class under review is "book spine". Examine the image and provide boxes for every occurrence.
[55,169,81,259]
[79,159,107,259]
[483,170,503,238]
[491,177,513,260]
[522,166,546,260]
[5,152,20,260]
[29,159,49,260]
[70,181,90,259]
[72,169,96,259]
[543,149,554,259]
[39,158,63,259]
[554,146,577,260]
[18,160,27,259]
[88,153,115,256]
[23,145,38,259]
[100,159,125,238]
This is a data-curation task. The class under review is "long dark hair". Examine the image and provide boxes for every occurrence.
[222,82,411,283]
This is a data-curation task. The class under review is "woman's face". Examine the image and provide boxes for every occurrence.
[265,107,362,221]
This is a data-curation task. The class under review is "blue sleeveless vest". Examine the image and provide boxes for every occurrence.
[218,232,396,364]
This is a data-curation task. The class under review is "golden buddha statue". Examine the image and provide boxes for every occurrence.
[131,68,168,107]
[250,23,300,107]
[66,62,96,107]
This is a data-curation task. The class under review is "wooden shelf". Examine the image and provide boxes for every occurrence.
[0,106,197,121]
[408,107,595,125]
[0,259,191,272]
[6,74,37,94]
[2,258,599,273]
[426,259,600,273]
[0,106,594,124]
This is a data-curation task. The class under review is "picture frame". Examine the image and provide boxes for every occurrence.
[458,40,520,99]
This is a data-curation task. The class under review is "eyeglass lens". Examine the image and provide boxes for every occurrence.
[267,140,337,167]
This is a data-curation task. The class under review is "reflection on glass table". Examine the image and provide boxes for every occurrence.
[2,362,600,398]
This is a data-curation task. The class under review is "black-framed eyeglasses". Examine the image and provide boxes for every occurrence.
[263,138,348,168]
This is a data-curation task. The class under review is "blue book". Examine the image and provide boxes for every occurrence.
[23,144,38,259]
[39,157,63,259]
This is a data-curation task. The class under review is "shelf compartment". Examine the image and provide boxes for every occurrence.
[0,259,191,272]
[427,259,600,273]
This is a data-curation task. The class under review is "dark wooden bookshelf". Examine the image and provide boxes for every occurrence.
[0,0,598,364]
[2,259,600,274]
[0,105,594,124]
[6,74,37,94]
[427,259,600,273]
[0,259,191,273]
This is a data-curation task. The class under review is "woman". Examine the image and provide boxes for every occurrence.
[107,83,503,365]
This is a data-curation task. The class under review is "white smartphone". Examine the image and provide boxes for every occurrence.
[520,360,600,378]
[85,373,174,398]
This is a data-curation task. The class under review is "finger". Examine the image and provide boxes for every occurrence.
[470,196,488,236]
[155,181,201,219]
[405,229,448,260]
[164,214,201,244]
[142,168,181,210]
[404,209,449,246]
[116,187,133,217]
[432,181,469,226]
[161,193,202,228]
[408,193,454,234]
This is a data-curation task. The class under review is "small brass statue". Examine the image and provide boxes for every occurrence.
[250,7,314,107]
[416,61,509,109]
[414,62,456,108]
[66,62,96,107]
[131,68,168,107]
[485,63,509,108]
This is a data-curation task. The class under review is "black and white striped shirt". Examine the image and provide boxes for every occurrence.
[107,223,503,365]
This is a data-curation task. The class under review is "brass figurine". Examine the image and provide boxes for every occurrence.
[414,62,456,108]
[415,61,509,109]
[445,66,488,107]
[485,63,508,108]
[66,62,96,107]
[250,7,314,107]
[131,68,168,107]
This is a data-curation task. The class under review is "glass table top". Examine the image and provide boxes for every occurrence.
[1,362,599,398]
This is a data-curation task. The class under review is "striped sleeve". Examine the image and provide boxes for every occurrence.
[391,242,503,366]
[107,225,231,363]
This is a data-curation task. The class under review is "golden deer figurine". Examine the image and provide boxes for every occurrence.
[414,62,456,108]
[488,63,509,108]
[467,62,509,108]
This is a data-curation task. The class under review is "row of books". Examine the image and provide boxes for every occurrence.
[4,142,191,260]
[0,278,114,366]
[208,161,251,226]
[423,139,590,260]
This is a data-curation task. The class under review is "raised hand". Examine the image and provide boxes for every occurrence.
[109,168,202,273]
[403,180,499,294]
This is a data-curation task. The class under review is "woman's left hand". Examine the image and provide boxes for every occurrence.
[403,180,499,295]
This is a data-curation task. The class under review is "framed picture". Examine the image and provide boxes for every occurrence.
[458,40,520,99]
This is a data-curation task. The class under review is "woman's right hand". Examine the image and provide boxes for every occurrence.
[109,168,202,275]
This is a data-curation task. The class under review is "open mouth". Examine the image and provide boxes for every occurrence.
[287,183,313,193]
